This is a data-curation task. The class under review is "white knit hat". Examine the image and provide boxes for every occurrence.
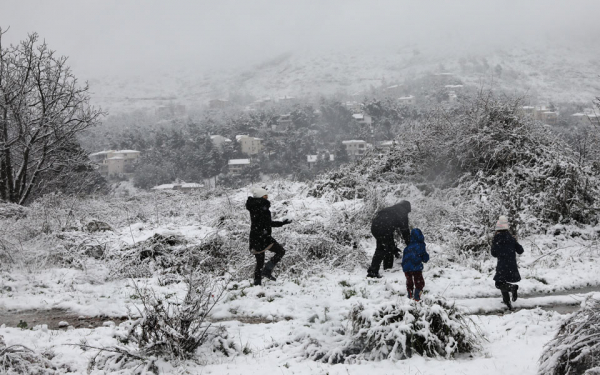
[252,187,268,198]
[495,215,509,231]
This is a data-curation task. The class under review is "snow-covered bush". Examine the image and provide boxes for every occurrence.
[89,273,230,372]
[346,298,480,361]
[538,298,600,375]
[0,335,57,374]
[299,297,481,364]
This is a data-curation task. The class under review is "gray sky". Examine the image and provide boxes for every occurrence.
[1,0,599,78]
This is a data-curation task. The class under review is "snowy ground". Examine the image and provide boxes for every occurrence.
[1,183,599,374]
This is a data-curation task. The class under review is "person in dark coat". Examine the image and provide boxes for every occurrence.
[401,228,430,301]
[491,215,524,310]
[246,187,292,286]
[367,200,411,278]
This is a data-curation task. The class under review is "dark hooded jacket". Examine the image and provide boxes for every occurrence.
[491,231,524,282]
[401,228,429,272]
[371,201,411,245]
[246,197,285,251]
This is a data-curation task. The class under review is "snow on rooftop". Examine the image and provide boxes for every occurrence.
[116,150,140,154]
[151,184,175,190]
[342,140,367,144]
[106,156,125,160]
[398,95,414,100]
[352,114,364,120]
[228,159,251,165]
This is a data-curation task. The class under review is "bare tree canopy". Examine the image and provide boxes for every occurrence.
[0,29,104,204]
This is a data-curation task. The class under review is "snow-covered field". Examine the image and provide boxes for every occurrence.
[1,181,599,374]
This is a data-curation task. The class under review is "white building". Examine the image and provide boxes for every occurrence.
[307,154,335,169]
[236,135,263,155]
[342,140,369,160]
[228,159,251,175]
[89,150,141,177]
[398,95,415,105]
[352,113,373,126]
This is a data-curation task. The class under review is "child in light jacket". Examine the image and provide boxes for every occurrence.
[401,228,430,301]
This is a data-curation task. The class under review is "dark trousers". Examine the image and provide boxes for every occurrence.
[405,271,425,292]
[254,243,285,280]
[495,280,516,293]
[367,235,395,275]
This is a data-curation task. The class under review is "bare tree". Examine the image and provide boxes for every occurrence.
[0,29,104,204]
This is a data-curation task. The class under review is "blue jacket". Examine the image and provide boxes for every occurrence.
[401,228,429,272]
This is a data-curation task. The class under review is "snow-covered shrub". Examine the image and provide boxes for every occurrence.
[538,298,600,375]
[300,297,481,364]
[0,335,57,374]
[347,298,480,361]
[89,273,229,372]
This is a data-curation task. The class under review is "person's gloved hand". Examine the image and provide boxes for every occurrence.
[394,247,401,259]
[282,219,293,225]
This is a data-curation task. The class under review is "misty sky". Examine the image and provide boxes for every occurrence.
[1,0,599,78]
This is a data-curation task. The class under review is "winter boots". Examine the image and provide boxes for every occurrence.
[407,289,414,299]
[511,284,519,302]
[262,260,277,281]
[413,288,422,302]
[367,272,383,279]
[501,290,513,310]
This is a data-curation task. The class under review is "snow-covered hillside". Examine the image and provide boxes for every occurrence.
[86,45,600,114]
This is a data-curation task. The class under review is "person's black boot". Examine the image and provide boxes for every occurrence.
[511,284,519,302]
[254,276,262,286]
[367,272,383,279]
[501,291,513,310]
[262,260,277,281]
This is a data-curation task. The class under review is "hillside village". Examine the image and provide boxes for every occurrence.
[87,75,600,191]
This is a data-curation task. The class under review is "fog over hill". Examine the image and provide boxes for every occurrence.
[2,1,600,113]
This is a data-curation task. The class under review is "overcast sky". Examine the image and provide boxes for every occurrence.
[1,0,599,78]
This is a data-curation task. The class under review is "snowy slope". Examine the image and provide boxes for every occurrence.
[85,45,600,113]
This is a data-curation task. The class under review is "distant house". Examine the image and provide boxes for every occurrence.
[398,95,415,105]
[352,113,373,126]
[539,111,558,126]
[209,99,230,109]
[236,135,263,155]
[376,140,395,150]
[210,135,232,150]
[278,95,295,103]
[342,140,369,160]
[89,150,141,178]
[343,101,362,113]
[572,111,600,126]
[151,182,204,192]
[521,105,559,125]
[307,153,335,169]
[228,159,251,175]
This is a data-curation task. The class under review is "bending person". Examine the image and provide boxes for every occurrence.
[367,200,411,278]
[246,187,292,286]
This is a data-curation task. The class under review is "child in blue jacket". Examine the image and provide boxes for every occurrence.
[401,228,430,301]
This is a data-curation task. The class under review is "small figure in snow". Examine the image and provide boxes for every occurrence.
[491,215,524,310]
[246,187,292,286]
[367,201,411,278]
[401,228,430,301]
